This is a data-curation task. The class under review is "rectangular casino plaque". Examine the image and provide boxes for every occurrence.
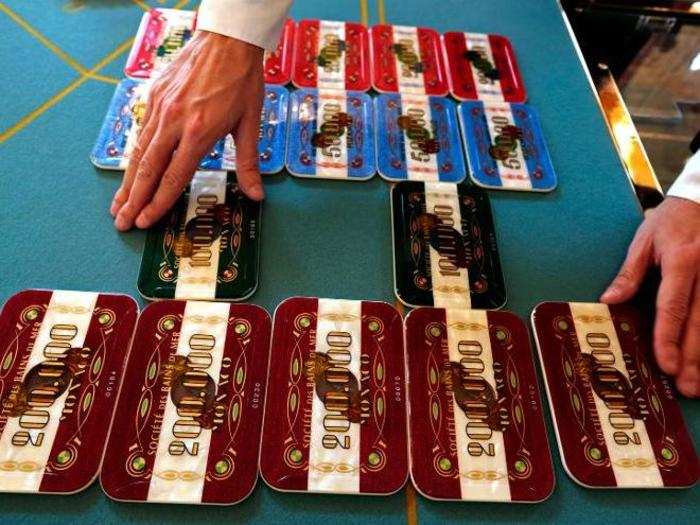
[371,24,448,96]
[391,181,506,310]
[125,8,197,79]
[405,307,554,502]
[292,20,371,92]
[458,101,556,192]
[138,171,261,302]
[532,302,700,489]
[0,289,137,494]
[286,89,376,180]
[442,32,526,102]
[259,297,408,495]
[100,300,271,504]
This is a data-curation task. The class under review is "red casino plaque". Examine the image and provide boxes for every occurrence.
[124,8,197,79]
[405,307,554,502]
[259,297,408,495]
[101,300,271,504]
[531,302,700,489]
[292,20,371,92]
[443,32,526,102]
[264,18,295,85]
[370,24,448,96]
[0,289,138,494]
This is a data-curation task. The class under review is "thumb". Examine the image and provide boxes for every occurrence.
[601,230,653,303]
[233,107,264,201]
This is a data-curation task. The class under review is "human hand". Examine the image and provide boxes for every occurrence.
[111,30,265,231]
[601,197,700,397]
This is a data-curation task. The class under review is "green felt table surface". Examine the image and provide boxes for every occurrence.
[0,0,697,523]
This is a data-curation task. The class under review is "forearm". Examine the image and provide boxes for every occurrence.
[197,0,293,51]
[667,149,700,205]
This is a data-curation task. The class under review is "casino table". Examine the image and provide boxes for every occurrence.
[0,0,697,523]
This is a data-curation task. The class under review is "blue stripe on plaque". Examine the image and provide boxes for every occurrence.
[459,100,502,188]
[375,93,407,181]
[510,103,556,191]
[90,78,137,170]
[431,97,466,183]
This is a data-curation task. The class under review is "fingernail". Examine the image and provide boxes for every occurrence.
[664,355,681,375]
[115,213,131,231]
[600,287,617,302]
[135,212,149,229]
[677,378,700,398]
[110,200,120,217]
[247,183,265,201]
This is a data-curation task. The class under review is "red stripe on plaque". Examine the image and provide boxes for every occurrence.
[265,19,295,85]
[534,302,617,488]
[488,34,526,103]
[608,304,700,488]
[417,27,448,96]
[443,32,477,101]
[125,10,165,78]
[486,311,554,502]
[405,308,462,500]
[345,22,371,91]
[292,20,321,89]
[40,294,136,494]
[0,290,52,439]
[260,297,318,491]
[359,302,408,494]
[371,25,399,93]
[201,305,271,504]
[100,300,186,502]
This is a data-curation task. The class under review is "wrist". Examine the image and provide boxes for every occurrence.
[197,30,264,55]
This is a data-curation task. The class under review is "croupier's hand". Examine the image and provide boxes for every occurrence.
[602,197,700,397]
[111,30,265,231]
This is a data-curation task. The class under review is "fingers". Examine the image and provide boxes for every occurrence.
[134,134,209,229]
[110,100,161,217]
[676,278,700,397]
[233,104,264,201]
[653,259,695,376]
[114,128,177,231]
[600,228,653,303]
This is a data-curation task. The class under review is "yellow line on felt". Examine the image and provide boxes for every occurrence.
[0,2,119,84]
[405,483,418,525]
[130,0,151,11]
[0,37,134,144]
[377,0,386,24]
[359,0,369,25]
[173,0,192,9]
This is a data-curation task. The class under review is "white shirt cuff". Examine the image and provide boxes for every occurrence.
[667,149,700,205]
[197,0,292,51]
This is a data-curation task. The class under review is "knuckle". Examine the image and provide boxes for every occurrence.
[658,301,688,324]
[161,99,182,120]
[615,269,636,285]
[117,202,133,218]
[664,250,687,269]
[135,157,156,181]
[236,156,259,172]
[162,170,188,191]
[186,112,206,132]
[131,142,145,159]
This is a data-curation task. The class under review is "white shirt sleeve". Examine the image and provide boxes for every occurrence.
[197,0,293,51]
[667,149,700,205]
